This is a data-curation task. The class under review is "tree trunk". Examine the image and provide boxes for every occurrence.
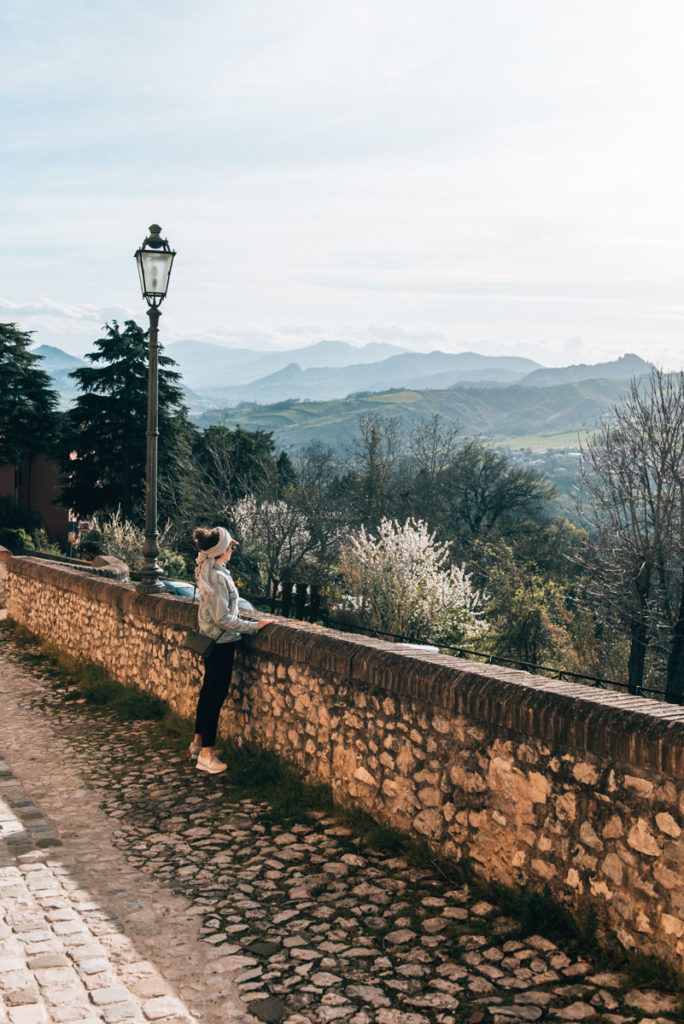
[627,568,651,694]
[627,616,648,694]
[666,573,684,703]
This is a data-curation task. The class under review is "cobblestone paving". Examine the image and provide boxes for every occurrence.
[0,632,682,1024]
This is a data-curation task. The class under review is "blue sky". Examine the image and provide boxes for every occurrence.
[3,0,684,367]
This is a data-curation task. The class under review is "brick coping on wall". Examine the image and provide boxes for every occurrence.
[10,555,684,781]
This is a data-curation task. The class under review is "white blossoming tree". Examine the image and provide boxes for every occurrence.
[335,517,486,645]
[232,495,314,608]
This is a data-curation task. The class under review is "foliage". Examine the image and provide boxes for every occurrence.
[344,412,403,526]
[285,441,348,577]
[232,495,315,604]
[471,539,573,667]
[579,369,684,697]
[87,508,186,574]
[0,323,59,465]
[31,529,62,555]
[0,528,35,554]
[0,496,41,532]
[432,438,557,553]
[0,526,61,556]
[59,320,193,523]
[335,517,486,645]
[160,424,292,565]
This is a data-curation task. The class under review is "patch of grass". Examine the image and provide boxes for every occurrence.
[4,619,168,723]
[220,740,334,826]
[625,952,684,995]
[490,884,587,949]
[487,883,684,994]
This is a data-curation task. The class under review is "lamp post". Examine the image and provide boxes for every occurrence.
[134,224,176,593]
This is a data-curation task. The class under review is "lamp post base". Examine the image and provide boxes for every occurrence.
[137,571,165,594]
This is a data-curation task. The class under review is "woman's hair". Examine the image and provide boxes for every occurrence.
[193,526,220,551]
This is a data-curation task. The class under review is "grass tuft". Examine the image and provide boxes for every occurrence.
[3,619,169,723]
[625,952,684,995]
[219,740,334,826]
[491,884,586,948]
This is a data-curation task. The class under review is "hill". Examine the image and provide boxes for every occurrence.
[193,377,640,453]
[31,345,87,407]
[166,338,410,392]
[520,353,652,387]
[32,344,86,371]
[196,351,542,406]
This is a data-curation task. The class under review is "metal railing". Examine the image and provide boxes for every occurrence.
[325,618,666,700]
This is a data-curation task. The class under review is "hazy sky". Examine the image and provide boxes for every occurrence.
[3,1,684,367]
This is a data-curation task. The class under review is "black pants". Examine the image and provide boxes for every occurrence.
[194,642,236,747]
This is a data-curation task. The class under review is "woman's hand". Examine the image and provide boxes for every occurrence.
[257,619,275,630]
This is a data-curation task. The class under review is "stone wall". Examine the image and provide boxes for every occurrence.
[7,555,684,969]
[0,546,11,607]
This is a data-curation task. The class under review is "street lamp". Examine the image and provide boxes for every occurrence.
[134,224,176,593]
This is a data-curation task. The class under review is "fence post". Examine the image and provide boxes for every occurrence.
[295,582,307,620]
[309,583,321,622]
[280,580,293,618]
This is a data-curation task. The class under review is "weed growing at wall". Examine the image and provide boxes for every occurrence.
[488,882,684,996]
[1,618,172,725]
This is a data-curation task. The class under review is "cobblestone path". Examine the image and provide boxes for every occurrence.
[0,632,681,1024]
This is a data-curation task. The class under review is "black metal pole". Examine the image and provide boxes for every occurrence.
[138,306,164,593]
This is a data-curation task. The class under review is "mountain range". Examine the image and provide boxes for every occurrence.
[32,340,653,450]
[165,338,410,390]
[164,342,650,408]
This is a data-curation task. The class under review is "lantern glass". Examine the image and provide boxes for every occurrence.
[136,249,174,303]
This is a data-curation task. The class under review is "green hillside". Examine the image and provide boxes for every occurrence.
[193,377,635,453]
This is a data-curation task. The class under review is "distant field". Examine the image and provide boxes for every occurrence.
[494,429,595,451]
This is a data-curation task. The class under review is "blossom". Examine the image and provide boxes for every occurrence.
[336,517,486,645]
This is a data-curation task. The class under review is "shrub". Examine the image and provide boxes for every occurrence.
[86,509,187,576]
[335,517,486,645]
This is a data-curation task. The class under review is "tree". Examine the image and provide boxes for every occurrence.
[287,441,347,574]
[436,440,556,552]
[232,495,315,608]
[162,424,290,555]
[60,320,193,522]
[404,414,462,525]
[344,413,403,526]
[335,517,486,646]
[579,370,684,698]
[0,323,59,465]
[473,539,573,669]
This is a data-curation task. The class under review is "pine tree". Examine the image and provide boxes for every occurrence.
[0,323,59,465]
[60,320,194,521]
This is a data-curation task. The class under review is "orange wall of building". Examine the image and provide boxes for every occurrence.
[0,456,68,542]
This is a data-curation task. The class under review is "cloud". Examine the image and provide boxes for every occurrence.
[0,298,132,322]
[0,298,138,355]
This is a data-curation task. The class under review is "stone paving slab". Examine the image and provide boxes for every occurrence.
[0,630,682,1024]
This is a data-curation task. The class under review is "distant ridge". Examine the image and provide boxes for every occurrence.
[197,350,543,405]
[520,353,652,388]
[166,338,410,391]
[32,344,86,372]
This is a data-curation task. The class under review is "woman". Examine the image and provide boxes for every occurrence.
[190,525,272,774]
